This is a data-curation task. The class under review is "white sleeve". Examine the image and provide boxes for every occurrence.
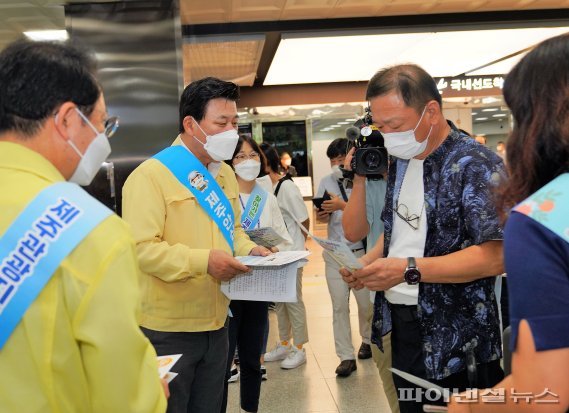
[268,195,293,250]
[282,181,309,222]
[315,177,327,198]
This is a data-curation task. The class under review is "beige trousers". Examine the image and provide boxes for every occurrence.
[275,267,309,345]
[371,332,400,413]
[324,249,372,361]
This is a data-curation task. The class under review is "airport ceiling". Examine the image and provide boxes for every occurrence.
[2,1,569,91]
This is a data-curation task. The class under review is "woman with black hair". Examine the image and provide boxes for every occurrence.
[220,136,292,413]
[449,32,569,413]
[260,143,311,370]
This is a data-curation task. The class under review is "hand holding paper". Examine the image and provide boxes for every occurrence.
[352,257,405,291]
[339,266,365,290]
[311,236,363,270]
[222,251,310,302]
[157,354,182,383]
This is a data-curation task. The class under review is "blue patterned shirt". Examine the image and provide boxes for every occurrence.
[372,122,506,380]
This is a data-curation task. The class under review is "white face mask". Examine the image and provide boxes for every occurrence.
[382,105,432,160]
[331,164,343,181]
[67,108,112,186]
[234,159,261,181]
[193,120,239,161]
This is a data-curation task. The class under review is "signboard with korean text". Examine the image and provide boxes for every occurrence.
[434,75,505,97]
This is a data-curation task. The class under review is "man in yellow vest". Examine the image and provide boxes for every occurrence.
[0,40,167,412]
[122,77,270,413]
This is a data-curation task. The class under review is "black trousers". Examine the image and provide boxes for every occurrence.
[390,304,505,413]
[221,300,269,413]
[142,324,228,413]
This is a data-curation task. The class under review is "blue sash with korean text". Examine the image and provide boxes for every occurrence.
[241,185,268,230]
[153,146,234,251]
[513,173,569,244]
[0,182,113,349]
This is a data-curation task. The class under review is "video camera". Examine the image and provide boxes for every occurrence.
[344,108,388,180]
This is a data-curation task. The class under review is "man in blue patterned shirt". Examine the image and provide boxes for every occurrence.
[341,64,505,413]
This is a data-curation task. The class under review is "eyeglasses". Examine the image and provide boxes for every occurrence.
[103,116,120,138]
[234,152,260,162]
[75,107,120,139]
[395,201,425,230]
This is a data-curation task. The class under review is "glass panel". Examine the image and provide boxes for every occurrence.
[262,120,308,176]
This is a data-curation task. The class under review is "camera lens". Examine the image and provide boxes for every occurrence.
[362,151,380,169]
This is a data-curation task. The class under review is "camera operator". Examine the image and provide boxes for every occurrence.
[340,64,506,413]
[342,127,398,412]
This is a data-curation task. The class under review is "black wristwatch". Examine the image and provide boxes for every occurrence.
[404,257,421,285]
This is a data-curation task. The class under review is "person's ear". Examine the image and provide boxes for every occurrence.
[425,100,441,125]
[53,102,78,141]
[183,116,197,136]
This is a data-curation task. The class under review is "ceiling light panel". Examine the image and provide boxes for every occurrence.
[24,29,68,41]
[264,26,569,85]
[265,32,428,85]
[467,52,527,76]
[183,34,265,86]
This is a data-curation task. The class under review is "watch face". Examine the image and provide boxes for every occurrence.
[405,268,421,285]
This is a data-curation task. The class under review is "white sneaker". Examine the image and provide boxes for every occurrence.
[264,343,291,362]
[228,363,239,383]
[260,364,268,381]
[280,347,306,369]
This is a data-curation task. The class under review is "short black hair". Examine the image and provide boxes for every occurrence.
[0,39,99,138]
[326,138,349,159]
[260,142,280,173]
[366,64,442,112]
[179,77,240,133]
[226,135,267,178]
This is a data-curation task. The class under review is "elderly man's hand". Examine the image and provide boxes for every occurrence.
[339,267,365,290]
[352,257,407,291]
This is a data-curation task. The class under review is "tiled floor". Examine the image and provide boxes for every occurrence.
[227,229,391,412]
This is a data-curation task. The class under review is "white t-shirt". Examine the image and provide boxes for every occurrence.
[238,190,293,251]
[316,174,364,250]
[272,179,309,251]
[385,159,427,306]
